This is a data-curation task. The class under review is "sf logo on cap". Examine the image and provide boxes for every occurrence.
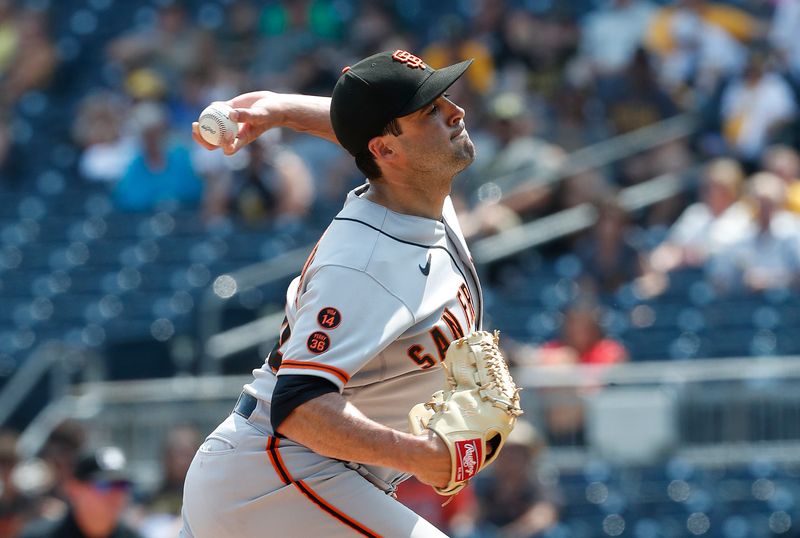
[392,50,426,69]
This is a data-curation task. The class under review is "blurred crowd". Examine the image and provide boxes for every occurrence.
[0,0,798,295]
[0,421,198,538]
[0,418,560,538]
[0,0,799,535]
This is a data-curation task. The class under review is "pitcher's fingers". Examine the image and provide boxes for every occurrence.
[230,108,273,128]
[225,135,249,155]
[221,137,237,155]
[234,121,250,142]
[222,124,251,155]
[192,123,220,151]
[227,92,269,109]
[225,124,260,155]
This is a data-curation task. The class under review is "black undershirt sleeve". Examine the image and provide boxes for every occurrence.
[271,374,339,435]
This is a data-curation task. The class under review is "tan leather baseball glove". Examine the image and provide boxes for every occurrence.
[408,330,522,496]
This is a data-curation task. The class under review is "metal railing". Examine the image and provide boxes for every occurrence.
[19,355,800,474]
[481,113,697,197]
[472,170,694,264]
[17,374,251,489]
[197,245,311,373]
[0,341,103,428]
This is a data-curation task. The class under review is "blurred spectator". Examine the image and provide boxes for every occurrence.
[113,102,204,212]
[471,0,507,45]
[718,50,798,165]
[472,420,561,537]
[0,430,32,538]
[709,172,800,293]
[575,197,646,294]
[20,446,142,538]
[536,303,629,367]
[0,9,57,111]
[513,303,627,446]
[38,421,87,504]
[645,0,753,98]
[547,81,598,150]
[136,426,200,538]
[108,1,215,91]
[761,144,800,214]
[0,0,18,77]
[603,48,679,136]
[497,9,579,100]
[259,0,344,42]
[250,0,346,83]
[601,47,690,214]
[423,16,496,96]
[618,136,692,219]
[0,117,10,180]
[149,425,199,515]
[769,0,800,79]
[647,158,749,277]
[476,92,565,220]
[557,170,615,212]
[456,197,522,243]
[283,49,339,96]
[73,92,136,183]
[395,478,478,537]
[218,0,262,73]
[570,0,656,87]
[347,3,397,58]
[209,133,313,226]
[124,69,169,104]
[458,91,566,241]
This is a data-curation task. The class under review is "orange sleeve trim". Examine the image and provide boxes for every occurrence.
[265,436,382,538]
[279,359,350,384]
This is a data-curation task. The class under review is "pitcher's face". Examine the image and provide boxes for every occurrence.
[395,95,475,178]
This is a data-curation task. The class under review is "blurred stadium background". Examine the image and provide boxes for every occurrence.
[1,0,800,536]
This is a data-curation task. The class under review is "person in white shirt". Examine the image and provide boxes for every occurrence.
[574,0,656,83]
[709,172,800,292]
[770,0,800,80]
[658,8,747,94]
[720,52,798,163]
[650,158,749,272]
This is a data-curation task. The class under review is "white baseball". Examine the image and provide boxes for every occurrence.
[198,103,238,146]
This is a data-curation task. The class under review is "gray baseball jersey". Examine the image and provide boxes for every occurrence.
[181,184,483,537]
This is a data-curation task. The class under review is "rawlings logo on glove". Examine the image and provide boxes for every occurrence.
[454,439,482,481]
[408,330,522,496]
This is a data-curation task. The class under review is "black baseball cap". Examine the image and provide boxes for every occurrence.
[330,50,473,156]
[74,446,131,483]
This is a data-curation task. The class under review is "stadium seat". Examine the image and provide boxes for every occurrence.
[102,337,176,380]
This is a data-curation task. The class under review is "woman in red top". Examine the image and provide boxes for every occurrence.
[520,303,628,446]
[539,304,628,366]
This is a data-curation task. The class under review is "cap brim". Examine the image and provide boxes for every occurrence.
[397,59,473,117]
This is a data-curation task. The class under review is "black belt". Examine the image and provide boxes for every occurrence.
[233,391,258,420]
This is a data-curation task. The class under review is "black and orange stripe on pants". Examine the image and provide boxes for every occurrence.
[267,436,382,538]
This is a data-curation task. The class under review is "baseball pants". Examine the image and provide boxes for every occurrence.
[180,395,448,538]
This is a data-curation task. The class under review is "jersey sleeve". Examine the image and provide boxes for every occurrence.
[277,264,415,390]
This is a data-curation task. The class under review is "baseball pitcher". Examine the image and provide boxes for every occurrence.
[181,50,521,538]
